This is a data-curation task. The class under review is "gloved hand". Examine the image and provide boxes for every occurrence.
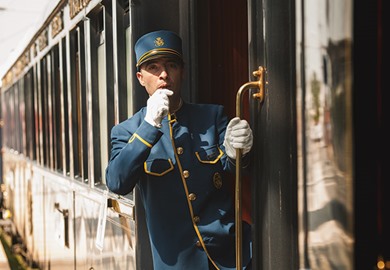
[145,89,173,128]
[223,117,253,159]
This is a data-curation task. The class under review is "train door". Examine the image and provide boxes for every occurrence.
[130,2,251,268]
[130,0,356,269]
[130,0,293,269]
[195,0,355,269]
[195,0,299,268]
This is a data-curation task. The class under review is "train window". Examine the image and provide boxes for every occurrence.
[39,58,49,167]
[33,64,42,165]
[4,90,13,150]
[17,81,25,155]
[115,0,130,121]
[51,44,63,172]
[69,27,81,179]
[97,7,109,185]
[83,13,102,186]
[14,83,22,153]
[82,6,104,187]
[77,24,90,183]
[7,87,15,150]
[43,53,58,170]
[124,8,133,118]
[61,37,70,176]
[46,53,55,170]
[9,84,18,152]
[69,25,89,182]
[15,86,20,152]
[87,4,113,186]
[120,0,133,201]
[3,90,8,149]
[24,70,37,161]
[0,93,4,148]
[8,88,13,150]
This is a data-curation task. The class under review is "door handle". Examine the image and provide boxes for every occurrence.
[54,202,70,248]
[235,66,265,269]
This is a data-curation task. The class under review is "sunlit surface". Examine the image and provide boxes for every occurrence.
[296,0,354,269]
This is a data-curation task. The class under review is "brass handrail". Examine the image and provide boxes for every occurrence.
[235,66,265,269]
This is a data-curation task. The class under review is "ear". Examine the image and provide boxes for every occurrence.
[136,72,145,86]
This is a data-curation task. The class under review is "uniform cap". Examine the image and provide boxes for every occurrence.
[135,30,183,68]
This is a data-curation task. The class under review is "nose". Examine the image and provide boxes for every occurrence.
[159,66,169,79]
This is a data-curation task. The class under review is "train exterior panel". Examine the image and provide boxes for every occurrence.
[2,151,135,269]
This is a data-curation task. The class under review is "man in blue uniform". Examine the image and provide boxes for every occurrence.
[106,30,253,270]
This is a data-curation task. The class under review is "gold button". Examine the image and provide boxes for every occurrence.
[183,170,190,179]
[196,241,201,247]
[213,172,223,189]
[193,216,200,223]
[177,147,184,155]
[188,193,197,201]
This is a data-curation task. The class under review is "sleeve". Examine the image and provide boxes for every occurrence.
[105,120,163,195]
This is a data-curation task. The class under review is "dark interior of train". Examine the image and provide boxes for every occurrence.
[353,0,389,269]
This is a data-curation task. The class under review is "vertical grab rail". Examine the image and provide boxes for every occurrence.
[235,66,265,269]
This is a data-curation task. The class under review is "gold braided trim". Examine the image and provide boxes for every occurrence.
[136,48,182,66]
[168,114,220,270]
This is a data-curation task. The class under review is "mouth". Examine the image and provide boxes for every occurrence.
[159,84,170,89]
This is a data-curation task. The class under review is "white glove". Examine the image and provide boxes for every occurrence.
[223,117,253,159]
[145,89,173,128]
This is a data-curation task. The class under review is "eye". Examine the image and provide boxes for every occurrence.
[148,64,157,70]
[167,62,179,69]
[146,63,159,71]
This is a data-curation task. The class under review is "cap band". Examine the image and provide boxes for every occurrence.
[136,48,182,67]
[135,30,183,68]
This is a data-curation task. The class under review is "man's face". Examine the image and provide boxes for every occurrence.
[136,57,184,100]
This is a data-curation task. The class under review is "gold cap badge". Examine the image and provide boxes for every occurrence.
[154,37,164,47]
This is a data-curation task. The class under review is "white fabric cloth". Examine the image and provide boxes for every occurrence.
[145,89,173,128]
[223,117,253,159]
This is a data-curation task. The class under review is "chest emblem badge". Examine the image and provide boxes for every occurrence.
[213,172,222,189]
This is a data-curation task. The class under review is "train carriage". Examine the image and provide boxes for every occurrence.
[0,0,387,269]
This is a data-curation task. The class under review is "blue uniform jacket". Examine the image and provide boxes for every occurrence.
[106,102,251,270]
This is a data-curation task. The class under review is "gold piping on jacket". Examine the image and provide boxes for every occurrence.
[168,113,220,270]
[128,133,152,148]
[144,159,174,176]
[195,148,223,164]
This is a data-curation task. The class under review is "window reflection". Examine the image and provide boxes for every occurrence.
[297,0,354,269]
